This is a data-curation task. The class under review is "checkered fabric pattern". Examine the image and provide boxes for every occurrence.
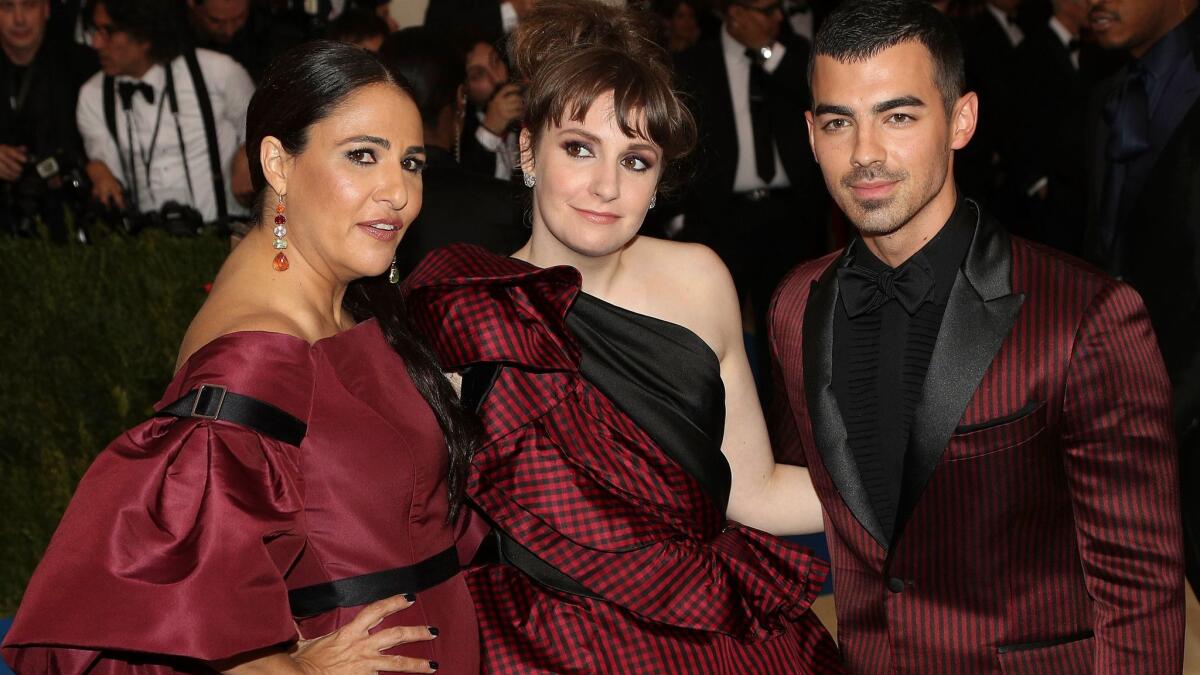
[405,245,844,673]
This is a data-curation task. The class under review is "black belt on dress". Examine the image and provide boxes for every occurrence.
[155,384,307,447]
[471,527,600,600]
[288,546,461,618]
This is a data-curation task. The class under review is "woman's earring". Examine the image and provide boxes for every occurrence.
[649,193,657,210]
[388,257,400,284]
[272,194,289,272]
[523,173,536,188]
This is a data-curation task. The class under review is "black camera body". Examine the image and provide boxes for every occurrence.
[133,200,207,237]
[83,199,206,238]
[1,149,91,240]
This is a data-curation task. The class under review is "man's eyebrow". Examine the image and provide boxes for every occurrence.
[872,96,926,114]
[338,135,390,149]
[814,103,855,117]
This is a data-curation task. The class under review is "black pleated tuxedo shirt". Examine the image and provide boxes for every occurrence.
[831,200,975,541]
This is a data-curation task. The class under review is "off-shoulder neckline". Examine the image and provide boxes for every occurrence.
[575,291,721,370]
[176,318,380,373]
[506,254,721,365]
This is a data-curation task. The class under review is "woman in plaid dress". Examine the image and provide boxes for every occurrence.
[404,1,843,672]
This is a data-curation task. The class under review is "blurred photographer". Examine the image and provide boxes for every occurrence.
[77,0,254,230]
[0,0,98,239]
[457,33,523,181]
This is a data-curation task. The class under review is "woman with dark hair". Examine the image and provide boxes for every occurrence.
[403,1,842,672]
[2,41,478,674]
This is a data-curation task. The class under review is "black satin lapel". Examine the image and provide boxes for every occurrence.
[804,258,890,549]
[892,212,1025,546]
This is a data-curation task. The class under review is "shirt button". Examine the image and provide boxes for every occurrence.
[887,577,905,593]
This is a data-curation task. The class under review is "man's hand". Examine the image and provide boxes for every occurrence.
[482,82,526,136]
[0,145,28,182]
[86,160,126,210]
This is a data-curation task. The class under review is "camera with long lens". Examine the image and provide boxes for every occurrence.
[1,150,92,241]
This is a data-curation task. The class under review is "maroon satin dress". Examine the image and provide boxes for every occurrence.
[1,320,479,674]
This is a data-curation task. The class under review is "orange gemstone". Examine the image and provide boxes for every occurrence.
[273,252,289,271]
[275,203,286,214]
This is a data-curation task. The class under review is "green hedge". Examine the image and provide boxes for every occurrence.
[0,233,229,614]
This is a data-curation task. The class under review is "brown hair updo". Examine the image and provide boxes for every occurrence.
[510,0,698,193]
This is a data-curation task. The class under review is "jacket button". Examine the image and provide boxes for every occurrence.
[887,577,905,593]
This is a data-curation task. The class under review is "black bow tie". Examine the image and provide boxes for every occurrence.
[837,255,935,318]
[1067,38,1081,51]
[117,80,154,108]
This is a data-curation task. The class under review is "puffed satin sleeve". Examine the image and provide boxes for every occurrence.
[2,416,306,669]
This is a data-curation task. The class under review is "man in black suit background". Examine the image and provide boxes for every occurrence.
[379,27,524,278]
[1082,0,1200,597]
[0,0,96,239]
[1009,0,1088,250]
[955,0,1023,214]
[454,31,524,182]
[675,0,824,376]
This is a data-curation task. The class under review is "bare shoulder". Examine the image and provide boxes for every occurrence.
[624,237,740,358]
[628,236,735,297]
[176,299,308,372]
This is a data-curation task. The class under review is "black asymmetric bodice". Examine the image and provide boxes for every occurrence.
[567,293,732,513]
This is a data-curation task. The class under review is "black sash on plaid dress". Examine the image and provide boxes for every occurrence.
[567,292,732,514]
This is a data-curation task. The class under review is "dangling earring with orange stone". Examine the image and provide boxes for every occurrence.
[272,194,289,271]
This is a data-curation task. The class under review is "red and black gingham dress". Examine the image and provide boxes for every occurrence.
[406,245,843,674]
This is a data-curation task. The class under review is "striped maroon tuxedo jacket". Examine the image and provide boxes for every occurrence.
[769,207,1185,674]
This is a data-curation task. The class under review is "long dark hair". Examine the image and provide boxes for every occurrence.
[245,41,480,520]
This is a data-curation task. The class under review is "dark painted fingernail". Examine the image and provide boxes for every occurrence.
[428,626,440,636]
[429,661,439,671]
[404,592,417,601]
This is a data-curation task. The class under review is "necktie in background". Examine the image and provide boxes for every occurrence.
[745,49,776,185]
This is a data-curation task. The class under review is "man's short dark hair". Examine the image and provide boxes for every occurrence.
[810,0,966,114]
[85,0,189,63]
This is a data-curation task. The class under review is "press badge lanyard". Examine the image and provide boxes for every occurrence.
[121,63,197,209]
[121,78,167,208]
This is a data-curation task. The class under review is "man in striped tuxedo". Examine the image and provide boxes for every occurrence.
[769,0,1185,672]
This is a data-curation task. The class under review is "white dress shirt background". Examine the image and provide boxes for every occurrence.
[76,49,255,222]
[720,26,791,194]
